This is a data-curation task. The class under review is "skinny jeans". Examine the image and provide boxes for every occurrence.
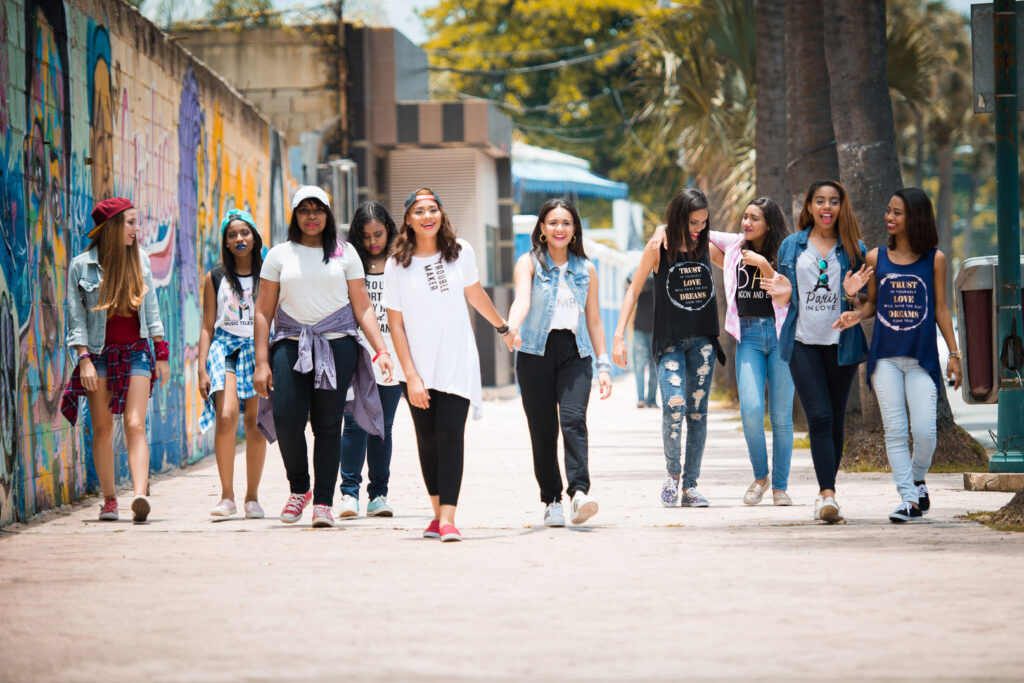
[872,357,937,503]
[339,383,403,499]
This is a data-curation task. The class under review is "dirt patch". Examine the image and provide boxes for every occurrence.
[842,424,988,473]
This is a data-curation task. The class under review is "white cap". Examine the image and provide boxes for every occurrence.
[291,185,331,210]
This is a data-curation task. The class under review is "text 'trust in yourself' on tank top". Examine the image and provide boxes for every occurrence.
[651,246,724,363]
[867,247,942,391]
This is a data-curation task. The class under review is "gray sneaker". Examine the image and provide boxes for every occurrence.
[680,487,710,507]
[543,502,565,527]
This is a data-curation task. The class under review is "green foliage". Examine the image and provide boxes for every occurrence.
[207,0,276,25]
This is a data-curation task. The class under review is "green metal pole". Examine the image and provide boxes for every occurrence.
[990,0,1024,472]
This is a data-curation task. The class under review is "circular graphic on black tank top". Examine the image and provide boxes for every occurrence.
[876,273,928,332]
[665,261,715,311]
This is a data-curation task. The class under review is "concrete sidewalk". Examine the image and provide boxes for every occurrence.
[1,375,1022,681]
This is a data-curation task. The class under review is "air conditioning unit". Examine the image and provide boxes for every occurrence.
[317,159,358,232]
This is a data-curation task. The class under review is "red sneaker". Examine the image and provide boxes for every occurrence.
[439,524,462,542]
[311,504,335,528]
[423,519,441,538]
[98,497,118,521]
[280,491,312,523]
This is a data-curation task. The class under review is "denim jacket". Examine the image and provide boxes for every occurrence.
[65,248,164,360]
[776,228,867,366]
[518,251,594,358]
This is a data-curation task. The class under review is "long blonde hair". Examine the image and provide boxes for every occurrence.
[89,212,146,316]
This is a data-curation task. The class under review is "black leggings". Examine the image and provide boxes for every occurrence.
[400,384,470,506]
[788,341,859,491]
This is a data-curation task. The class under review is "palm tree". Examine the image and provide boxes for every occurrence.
[754,0,788,206]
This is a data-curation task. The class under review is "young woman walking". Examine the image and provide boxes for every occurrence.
[505,199,611,527]
[613,188,726,508]
[252,186,393,529]
[834,187,961,522]
[62,197,169,522]
[337,202,401,519]
[763,179,869,524]
[383,188,515,542]
[198,208,267,519]
[707,198,795,506]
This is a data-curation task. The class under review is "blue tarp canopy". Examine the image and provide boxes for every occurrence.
[511,141,629,201]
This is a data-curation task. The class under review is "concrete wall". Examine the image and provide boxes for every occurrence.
[0,0,288,525]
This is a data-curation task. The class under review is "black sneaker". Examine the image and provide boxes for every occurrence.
[888,501,923,523]
[915,481,930,514]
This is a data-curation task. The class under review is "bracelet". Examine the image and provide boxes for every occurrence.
[77,351,92,362]
[153,340,169,361]
[495,322,510,335]
[596,354,612,374]
[845,294,860,304]
[372,349,390,363]
[948,351,962,360]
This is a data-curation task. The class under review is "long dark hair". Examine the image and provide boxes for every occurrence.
[221,215,264,298]
[392,188,462,267]
[348,201,397,269]
[890,187,938,255]
[744,197,789,266]
[531,198,587,262]
[287,196,339,264]
[664,188,710,258]
[799,179,864,267]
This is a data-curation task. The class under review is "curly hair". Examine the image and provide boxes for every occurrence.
[744,197,789,266]
[391,188,462,267]
[799,180,864,267]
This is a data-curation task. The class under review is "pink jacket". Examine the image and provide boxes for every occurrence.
[709,231,788,342]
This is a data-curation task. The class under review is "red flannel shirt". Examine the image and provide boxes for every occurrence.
[60,339,157,425]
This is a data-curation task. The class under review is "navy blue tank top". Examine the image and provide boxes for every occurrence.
[867,247,942,391]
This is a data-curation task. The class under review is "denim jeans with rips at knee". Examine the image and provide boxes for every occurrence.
[657,337,716,488]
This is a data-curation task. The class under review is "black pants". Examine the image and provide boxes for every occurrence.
[272,337,357,506]
[516,329,594,504]
[400,384,470,507]
[788,341,859,491]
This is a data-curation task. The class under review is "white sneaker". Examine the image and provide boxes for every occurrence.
[366,496,393,517]
[244,500,265,519]
[543,502,566,527]
[820,496,843,524]
[210,499,237,517]
[338,494,359,519]
[813,495,823,520]
[570,492,599,525]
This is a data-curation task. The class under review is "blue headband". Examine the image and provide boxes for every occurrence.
[220,208,256,234]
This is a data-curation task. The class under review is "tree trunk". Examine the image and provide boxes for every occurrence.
[964,173,977,260]
[935,134,954,295]
[915,109,926,188]
[755,0,788,207]
[784,0,839,226]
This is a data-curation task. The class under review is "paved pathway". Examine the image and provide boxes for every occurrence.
[2,375,1022,681]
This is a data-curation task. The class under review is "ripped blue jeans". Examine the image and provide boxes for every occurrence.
[657,337,715,488]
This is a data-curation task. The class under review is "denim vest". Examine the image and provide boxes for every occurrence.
[65,248,164,360]
[776,228,867,366]
[518,251,594,358]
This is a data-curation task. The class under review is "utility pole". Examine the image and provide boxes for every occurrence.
[990,0,1024,472]
[336,0,349,158]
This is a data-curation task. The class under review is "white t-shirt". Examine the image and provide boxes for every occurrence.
[382,239,482,419]
[214,274,254,338]
[795,245,841,346]
[363,272,397,386]
[261,240,365,337]
[548,263,581,333]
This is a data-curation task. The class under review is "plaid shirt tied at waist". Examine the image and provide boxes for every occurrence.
[256,305,384,443]
[199,328,257,434]
[60,338,156,425]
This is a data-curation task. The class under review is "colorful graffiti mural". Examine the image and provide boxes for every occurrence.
[0,0,287,525]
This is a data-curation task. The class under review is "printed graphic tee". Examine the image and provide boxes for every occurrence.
[363,272,397,386]
[794,244,841,345]
[651,246,720,358]
[735,263,775,318]
[548,263,581,333]
[382,239,482,418]
[215,274,255,338]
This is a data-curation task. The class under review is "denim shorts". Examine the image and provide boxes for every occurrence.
[93,349,152,378]
[224,349,239,374]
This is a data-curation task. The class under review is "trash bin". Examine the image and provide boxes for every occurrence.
[954,255,1024,404]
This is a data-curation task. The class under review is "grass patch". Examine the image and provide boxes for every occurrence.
[957,510,1024,532]
[792,435,810,449]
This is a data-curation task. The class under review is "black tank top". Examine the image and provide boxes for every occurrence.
[651,247,724,364]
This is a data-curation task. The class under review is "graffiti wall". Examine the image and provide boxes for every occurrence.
[0,0,287,525]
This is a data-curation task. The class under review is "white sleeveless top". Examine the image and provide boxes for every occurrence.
[215,274,255,338]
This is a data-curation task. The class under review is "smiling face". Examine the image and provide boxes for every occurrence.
[809,185,841,230]
[225,219,255,255]
[885,195,906,237]
[741,204,767,244]
[362,219,388,256]
[688,208,709,241]
[121,209,139,246]
[406,198,441,240]
[294,199,327,238]
[540,207,575,250]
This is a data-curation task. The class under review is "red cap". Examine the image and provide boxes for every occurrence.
[89,197,134,238]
